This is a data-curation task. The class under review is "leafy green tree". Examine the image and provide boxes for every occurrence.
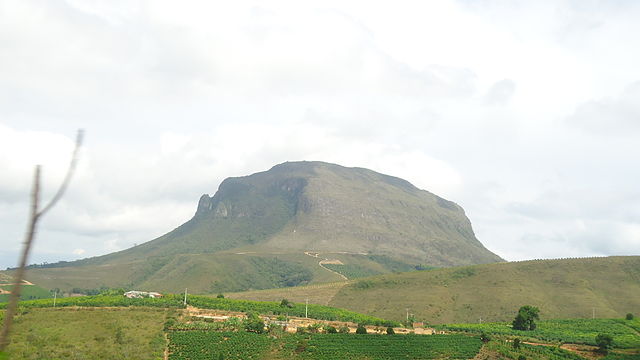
[356,324,367,334]
[386,326,395,335]
[626,313,634,320]
[280,298,293,308]
[512,305,540,330]
[243,313,265,333]
[595,333,614,353]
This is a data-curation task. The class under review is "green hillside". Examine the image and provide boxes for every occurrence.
[3,161,501,294]
[229,256,640,324]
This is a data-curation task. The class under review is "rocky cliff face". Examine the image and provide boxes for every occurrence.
[167,161,501,266]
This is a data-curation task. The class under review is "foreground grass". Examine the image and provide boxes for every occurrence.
[5,307,166,360]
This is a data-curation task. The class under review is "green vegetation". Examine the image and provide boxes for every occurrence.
[169,331,270,360]
[485,340,587,360]
[328,256,640,323]
[597,333,615,353]
[322,263,382,279]
[512,305,540,330]
[167,331,482,360]
[440,318,640,348]
[4,307,166,359]
[0,284,51,302]
[1,294,398,326]
[187,296,399,326]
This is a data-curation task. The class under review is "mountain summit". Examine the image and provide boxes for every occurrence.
[17,161,502,293]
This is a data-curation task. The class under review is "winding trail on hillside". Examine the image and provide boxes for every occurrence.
[304,252,349,281]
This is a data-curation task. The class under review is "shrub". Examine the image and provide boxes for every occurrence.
[356,324,367,334]
[626,313,634,320]
[325,325,337,334]
[480,332,491,343]
[338,325,350,334]
[513,338,521,349]
[386,326,395,335]
[243,313,265,334]
[595,333,614,353]
[216,294,224,299]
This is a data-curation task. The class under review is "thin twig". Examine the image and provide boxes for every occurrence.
[0,129,83,352]
[39,129,84,217]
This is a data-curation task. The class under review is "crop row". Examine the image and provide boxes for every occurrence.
[440,318,640,348]
[167,331,482,360]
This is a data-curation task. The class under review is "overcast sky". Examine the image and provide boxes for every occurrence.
[1,0,639,269]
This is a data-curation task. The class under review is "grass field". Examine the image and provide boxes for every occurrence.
[225,256,640,324]
[330,256,640,323]
[0,284,52,302]
[4,307,166,360]
[226,281,349,305]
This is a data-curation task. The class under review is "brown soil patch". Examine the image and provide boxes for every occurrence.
[319,259,343,265]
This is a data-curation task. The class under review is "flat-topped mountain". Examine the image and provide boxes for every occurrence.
[11,161,502,293]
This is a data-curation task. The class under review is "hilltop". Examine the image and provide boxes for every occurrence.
[4,161,501,293]
[228,256,640,324]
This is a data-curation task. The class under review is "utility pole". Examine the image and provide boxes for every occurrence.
[53,291,57,308]
[479,317,482,324]
[184,288,188,307]
[592,308,595,319]
[305,298,308,318]
[406,308,409,322]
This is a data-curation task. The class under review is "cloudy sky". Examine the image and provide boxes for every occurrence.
[1,0,639,269]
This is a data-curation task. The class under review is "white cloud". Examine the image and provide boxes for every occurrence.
[1,0,640,267]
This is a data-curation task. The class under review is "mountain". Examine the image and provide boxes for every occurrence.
[228,256,640,324]
[7,161,502,293]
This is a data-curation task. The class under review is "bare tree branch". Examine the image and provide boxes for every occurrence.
[38,129,84,217]
[0,129,83,352]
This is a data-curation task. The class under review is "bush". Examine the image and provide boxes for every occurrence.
[356,324,367,334]
[595,333,614,353]
[243,313,265,334]
[626,313,634,320]
[325,325,337,334]
[512,338,521,349]
[216,293,224,299]
[480,332,491,343]
[386,326,395,335]
[338,325,350,334]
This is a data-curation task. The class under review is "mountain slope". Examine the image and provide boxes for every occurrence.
[229,256,640,324]
[331,256,640,323]
[8,161,502,293]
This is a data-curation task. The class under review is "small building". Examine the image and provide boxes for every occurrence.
[124,290,163,299]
